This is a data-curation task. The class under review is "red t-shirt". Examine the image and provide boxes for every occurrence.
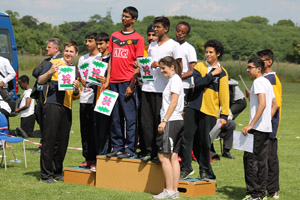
[109,31,144,83]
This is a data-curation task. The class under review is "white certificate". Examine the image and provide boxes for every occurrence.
[233,130,254,153]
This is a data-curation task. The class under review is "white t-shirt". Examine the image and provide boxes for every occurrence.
[249,76,275,132]
[142,39,182,93]
[180,42,197,89]
[19,89,35,118]
[160,74,184,121]
[78,53,102,104]
[0,56,16,87]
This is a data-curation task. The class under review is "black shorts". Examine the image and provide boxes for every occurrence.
[156,120,183,154]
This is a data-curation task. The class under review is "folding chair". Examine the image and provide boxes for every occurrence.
[0,113,27,171]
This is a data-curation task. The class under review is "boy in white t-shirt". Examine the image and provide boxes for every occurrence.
[242,57,278,200]
[175,21,197,110]
[140,16,182,162]
[15,75,40,138]
[77,32,101,169]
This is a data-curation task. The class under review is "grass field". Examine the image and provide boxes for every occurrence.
[1,68,300,200]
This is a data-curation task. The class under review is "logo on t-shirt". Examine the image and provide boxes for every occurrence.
[113,48,128,58]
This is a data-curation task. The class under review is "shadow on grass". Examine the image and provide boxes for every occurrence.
[24,170,40,180]
[217,185,245,199]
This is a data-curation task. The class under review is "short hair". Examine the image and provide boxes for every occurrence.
[204,39,224,58]
[176,21,191,34]
[85,32,98,40]
[47,38,61,48]
[147,23,155,33]
[153,16,170,33]
[96,32,110,42]
[18,75,29,84]
[123,6,138,19]
[248,57,265,73]
[256,49,274,63]
[64,40,78,53]
[159,56,182,76]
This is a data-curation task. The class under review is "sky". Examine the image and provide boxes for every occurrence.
[1,0,300,26]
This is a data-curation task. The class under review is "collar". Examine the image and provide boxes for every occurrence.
[206,60,220,73]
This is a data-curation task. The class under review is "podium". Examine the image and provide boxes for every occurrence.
[64,155,216,197]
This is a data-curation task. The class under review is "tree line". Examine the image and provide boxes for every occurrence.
[6,10,300,63]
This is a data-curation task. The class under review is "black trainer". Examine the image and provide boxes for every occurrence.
[180,170,195,180]
[222,151,235,159]
[42,178,56,184]
[106,151,123,158]
[117,152,133,159]
[200,171,216,181]
[141,153,151,162]
[54,176,64,182]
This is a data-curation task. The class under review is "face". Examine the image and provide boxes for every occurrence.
[259,55,272,68]
[17,80,26,90]
[147,32,158,44]
[246,62,259,79]
[160,63,174,78]
[176,24,189,44]
[46,42,59,56]
[96,40,109,54]
[86,38,97,51]
[154,22,168,39]
[205,47,220,65]
[64,46,78,65]
[122,12,135,27]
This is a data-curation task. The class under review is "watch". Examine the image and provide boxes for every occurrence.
[161,118,168,122]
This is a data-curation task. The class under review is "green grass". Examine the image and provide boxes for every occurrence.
[2,68,300,199]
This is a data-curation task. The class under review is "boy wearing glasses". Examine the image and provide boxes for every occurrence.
[103,6,144,159]
[242,57,278,200]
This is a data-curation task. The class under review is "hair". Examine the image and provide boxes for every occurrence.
[64,40,78,53]
[123,6,138,19]
[96,32,110,42]
[248,57,265,73]
[256,49,274,64]
[147,23,155,33]
[47,38,61,48]
[159,56,182,76]
[204,39,224,58]
[153,16,170,33]
[176,21,191,34]
[18,75,29,84]
[85,32,98,40]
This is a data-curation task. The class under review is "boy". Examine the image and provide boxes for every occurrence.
[144,23,158,56]
[77,32,101,169]
[140,16,182,162]
[181,39,229,180]
[103,7,144,158]
[257,49,282,199]
[175,21,197,110]
[38,40,80,184]
[15,75,41,138]
[90,32,111,172]
[242,57,278,200]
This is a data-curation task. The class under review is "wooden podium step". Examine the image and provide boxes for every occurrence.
[64,167,96,186]
[96,155,215,197]
[64,156,216,197]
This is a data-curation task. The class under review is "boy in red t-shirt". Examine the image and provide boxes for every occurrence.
[103,6,144,158]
